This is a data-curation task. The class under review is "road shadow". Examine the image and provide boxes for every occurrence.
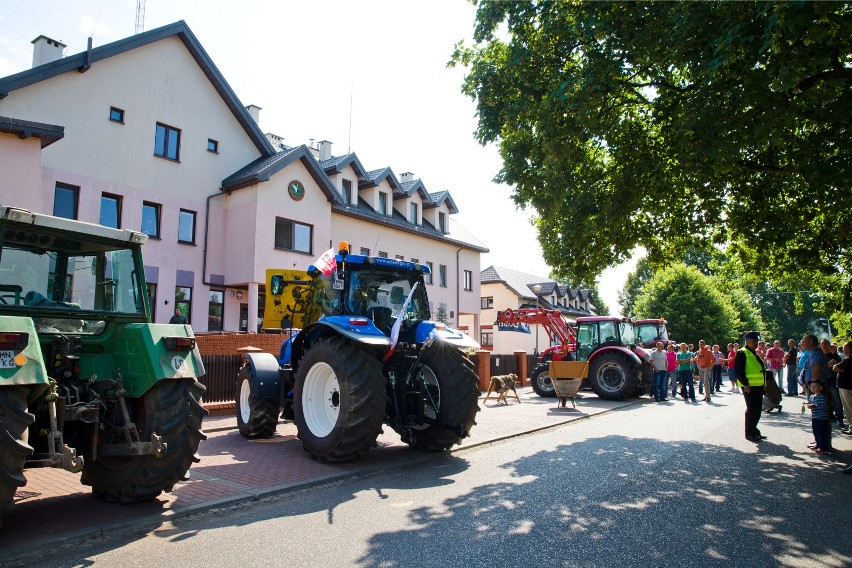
[352,435,852,567]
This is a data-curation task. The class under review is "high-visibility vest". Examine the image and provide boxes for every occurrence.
[738,347,765,387]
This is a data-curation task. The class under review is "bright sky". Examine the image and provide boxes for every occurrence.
[0,0,635,313]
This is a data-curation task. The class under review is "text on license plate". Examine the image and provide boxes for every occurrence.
[0,351,16,368]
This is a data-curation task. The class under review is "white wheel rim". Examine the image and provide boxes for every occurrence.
[303,362,340,437]
[239,378,251,424]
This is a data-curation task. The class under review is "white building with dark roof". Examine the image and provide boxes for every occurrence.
[0,21,487,336]
[480,266,596,355]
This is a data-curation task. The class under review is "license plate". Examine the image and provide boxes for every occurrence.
[0,351,15,368]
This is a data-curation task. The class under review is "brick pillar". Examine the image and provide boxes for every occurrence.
[514,351,528,386]
[475,350,491,392]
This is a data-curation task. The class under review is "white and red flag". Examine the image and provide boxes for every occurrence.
[313,248,337,276]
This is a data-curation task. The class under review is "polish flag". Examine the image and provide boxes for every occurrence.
[313,248,337,276]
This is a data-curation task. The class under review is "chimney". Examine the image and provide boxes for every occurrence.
[399,172,415,183]
[32,35,66,68]
[245,104,261,126]
[317,140,333,161]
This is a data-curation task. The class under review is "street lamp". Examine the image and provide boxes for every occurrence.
[818,317,833,342]
[533,284,542,356]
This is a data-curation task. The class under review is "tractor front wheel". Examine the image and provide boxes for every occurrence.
[81,378,208,503]
[236,365,280,439]
[530,363,556,398]
[294,337,385,462]
[408,340,480,452]
[0,385,39,525]
[589,352,637,400]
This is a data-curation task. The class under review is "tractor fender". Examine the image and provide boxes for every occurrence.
[242,351,282,398]
[290,319,391,366]
[590,345,642,366]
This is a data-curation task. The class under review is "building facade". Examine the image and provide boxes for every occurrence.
[0,22,487,336]
[479,266,596,355]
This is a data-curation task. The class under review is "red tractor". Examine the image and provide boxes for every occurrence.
[495,309,653,400]
[633,318,675,349]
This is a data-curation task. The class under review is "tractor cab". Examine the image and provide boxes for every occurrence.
[633,318,672,348]
[574,317,635,361]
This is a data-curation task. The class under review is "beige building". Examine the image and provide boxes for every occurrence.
[0,21,487,336]
[479,266,597,355]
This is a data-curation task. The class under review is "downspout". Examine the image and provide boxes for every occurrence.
[455,244,463,327]
[202,190,223,286]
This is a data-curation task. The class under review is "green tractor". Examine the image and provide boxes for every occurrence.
[0,206,207,525]
[237,242,481,462]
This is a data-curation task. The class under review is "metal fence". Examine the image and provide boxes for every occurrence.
[199,355,242,403]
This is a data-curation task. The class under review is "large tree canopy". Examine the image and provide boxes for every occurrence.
[452,1,851,309]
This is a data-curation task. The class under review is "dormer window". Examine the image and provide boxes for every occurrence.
[379,192,388,215]
[438,211,446,233]
[342,179,352,204]
[410,203,418,225]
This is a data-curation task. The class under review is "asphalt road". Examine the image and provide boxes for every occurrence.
[13,392,852,568]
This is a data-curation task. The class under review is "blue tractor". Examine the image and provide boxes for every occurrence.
[236,243,480,462]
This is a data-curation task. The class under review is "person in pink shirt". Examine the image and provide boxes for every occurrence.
[766,339,786,394]
[666,344,678,399]
[727,342,740,393]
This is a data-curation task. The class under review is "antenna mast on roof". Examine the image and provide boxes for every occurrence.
[347,84,353,153]
[135,0,146,34]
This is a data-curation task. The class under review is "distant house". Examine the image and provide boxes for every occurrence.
[0,21,487,335]
[479,266,596,354]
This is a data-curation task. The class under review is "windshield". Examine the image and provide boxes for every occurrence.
[0,230,145,328]
[619,322,634,345]
[345,267,430,323]
[635,323,668,343]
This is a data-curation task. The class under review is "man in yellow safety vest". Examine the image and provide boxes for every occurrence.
[735,331,767,442]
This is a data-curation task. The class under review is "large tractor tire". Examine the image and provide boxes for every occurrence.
[409,340,480,452]
[294,337,385,463]
[0,386,36,524]
[530,362,557,398]
[589,352,638,400]
[236,365,280,439]
[81,378,208,503]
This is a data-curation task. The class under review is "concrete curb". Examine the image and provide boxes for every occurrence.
[1,396,642,566]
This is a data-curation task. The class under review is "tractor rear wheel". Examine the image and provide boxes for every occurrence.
[530,363,556,397]
[0,385,38,524]
[81,378,208,503]
[236,365,280,439]
[589,352,638,400]
[409,340,480,452]
[294,337,385,462]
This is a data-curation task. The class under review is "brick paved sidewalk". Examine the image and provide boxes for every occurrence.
[0,387,637,562]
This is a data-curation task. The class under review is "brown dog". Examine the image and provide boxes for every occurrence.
[484,373,521,405]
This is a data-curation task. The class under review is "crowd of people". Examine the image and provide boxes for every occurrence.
[647,333,852,473]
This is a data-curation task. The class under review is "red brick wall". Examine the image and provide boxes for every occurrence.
[194,332,293,356]
[475,350,491,391]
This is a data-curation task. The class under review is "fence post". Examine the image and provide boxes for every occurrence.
[514,351,528,386]
[475,350,491,392]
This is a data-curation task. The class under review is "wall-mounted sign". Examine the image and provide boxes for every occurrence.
[288,180,305,201]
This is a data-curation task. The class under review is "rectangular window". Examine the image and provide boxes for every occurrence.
[464,270,473,291]
[175,286,192,324]
[410,203,418,224]
[426,262,433,285]
[53,183,79,220]
[208,290,224,331]
[438,212,447,233]
[342,179,352,204]
[141,202,161,238]
[109,106,125,123]
[481,297,494,309]
[378,192,388,215]
[147,283,157,322]
[99,193,122,228]
[378,251,388,258]
[360,247,370,256]
[154,122,181,161]
[439,264,447,288]
[395,255,404,260]
[481,330,493,347]
[411,258,419,264]
[178,209,196,244]
[274,217,312,254]
[207,138,219,153]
